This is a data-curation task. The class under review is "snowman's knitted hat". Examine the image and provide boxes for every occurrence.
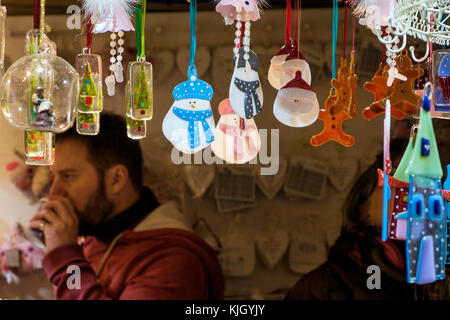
[218,98,235,116]
[233,48,259,72]
[172,77,214,101]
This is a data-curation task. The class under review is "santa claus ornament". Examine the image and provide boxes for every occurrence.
[211,98,260,164]
[162,0,215,154]
[273,71,319,127]
[267,0,293,89]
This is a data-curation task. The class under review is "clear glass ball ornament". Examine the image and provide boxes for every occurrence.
[0,54,79,132]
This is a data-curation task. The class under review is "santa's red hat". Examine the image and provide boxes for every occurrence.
[285,44,307,62]
[218,98,236,116]
[281,71,314,92]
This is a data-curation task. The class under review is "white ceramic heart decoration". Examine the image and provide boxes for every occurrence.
[328,158,359,192]
[183,164,215,199]
[256,231,289,270]
[256,156,287,199]
[219,233,255,277]
[176,46,211,79]
[153,50,175,83]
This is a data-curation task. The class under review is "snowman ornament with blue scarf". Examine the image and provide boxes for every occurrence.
[229,48,264,119]
[163,71,216,154]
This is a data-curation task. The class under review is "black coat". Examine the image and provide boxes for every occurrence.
[285,228,446,300]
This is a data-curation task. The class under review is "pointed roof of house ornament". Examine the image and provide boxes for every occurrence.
[393,135,415,182]
[405,95,443,178]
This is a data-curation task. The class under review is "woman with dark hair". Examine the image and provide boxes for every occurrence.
[285,138,450,300]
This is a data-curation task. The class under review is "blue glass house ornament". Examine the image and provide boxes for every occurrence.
[403,93,446,285]
[444,165,450,265]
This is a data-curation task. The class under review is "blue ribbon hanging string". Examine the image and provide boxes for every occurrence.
[332,0,339,81]
[188,0,198,80]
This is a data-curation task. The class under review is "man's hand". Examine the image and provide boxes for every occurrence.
[29,195,79,254]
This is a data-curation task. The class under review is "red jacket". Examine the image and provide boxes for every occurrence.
[42,201,224,300]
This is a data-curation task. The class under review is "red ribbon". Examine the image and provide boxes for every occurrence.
[87,15,93,53]
[33,0,40,29]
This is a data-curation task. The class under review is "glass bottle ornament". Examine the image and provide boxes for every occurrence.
[127,59,153,120]
[125,81,146,139]
[75,51,103,113]
[76,111,100,135]
[24,130,55,166]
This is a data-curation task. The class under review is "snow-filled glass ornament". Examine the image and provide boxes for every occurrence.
[76,111,100,135]
[127,60,153,120]
[273,70,319,127]
[76,52,103,113]
[0,54,79,132]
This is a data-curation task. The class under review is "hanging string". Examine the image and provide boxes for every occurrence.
[285,0,291,44]
[39,0,45,49]
[297,0,301,59]
[331,0,339,80]
[343,0,348,58]
[293,0,298,43]
[382,26,386,65]
[135,0,146,59]
[86,15,93,53]
[33,0,40,29]
[189,0,197,78]
[352,12,355,54]
[140,0,146,59]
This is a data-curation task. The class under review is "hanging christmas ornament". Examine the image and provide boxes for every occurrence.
[402,92,446,285]
[125,81,146,140]
[216,0,265,119]
[310,0,355,147]
[21,0,57,166]
[0,0,79,134]
[127,0,153,121]
[273,71,319,127]
[0,1,5,72]
[75,17,102,136]
[81,0,137,96]
[278,0,311,89]
[444,165,450,265]
[433,50,450,115]
[215,0,264,25]
[268,0,293,89]
[163,0,215,154]
[211,98,261,164]
[229,48,263,119]
[381,98,392,241]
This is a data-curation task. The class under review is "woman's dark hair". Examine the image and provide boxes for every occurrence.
[341,138,409,235]
[56,112,143,191]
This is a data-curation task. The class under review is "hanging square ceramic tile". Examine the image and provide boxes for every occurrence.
[284,156,329,199]
[219,233,255,277]
[256,230,289,270]
[256,156,287,199]
[183,164,215,199]
[214,166,256,202]
[328,157,359,192]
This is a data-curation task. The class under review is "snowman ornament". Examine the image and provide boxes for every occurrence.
[211,98,261,164]
[162,70,215,154]
[229,48,264,119]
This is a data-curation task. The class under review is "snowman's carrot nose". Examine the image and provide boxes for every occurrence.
[190,104,196,109]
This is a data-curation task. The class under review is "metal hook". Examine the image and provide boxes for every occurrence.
[409,41,429,62]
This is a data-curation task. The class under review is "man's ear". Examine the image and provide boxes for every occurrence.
[105,165,129,195]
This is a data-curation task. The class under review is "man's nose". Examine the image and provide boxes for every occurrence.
[48,179,67,197]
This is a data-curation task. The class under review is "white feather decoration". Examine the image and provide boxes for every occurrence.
[81,0,139,18]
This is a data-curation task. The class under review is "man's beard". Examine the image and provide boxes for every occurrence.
[77,173,114,236]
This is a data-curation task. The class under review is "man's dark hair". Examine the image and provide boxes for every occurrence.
[57,112,143,190]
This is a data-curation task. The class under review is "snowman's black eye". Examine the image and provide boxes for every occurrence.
[245,1,249,5]
[194,101,196,104]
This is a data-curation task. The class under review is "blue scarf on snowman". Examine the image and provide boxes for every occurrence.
[172,77,215,149]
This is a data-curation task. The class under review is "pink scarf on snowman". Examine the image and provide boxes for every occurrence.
[219,122,258,161]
